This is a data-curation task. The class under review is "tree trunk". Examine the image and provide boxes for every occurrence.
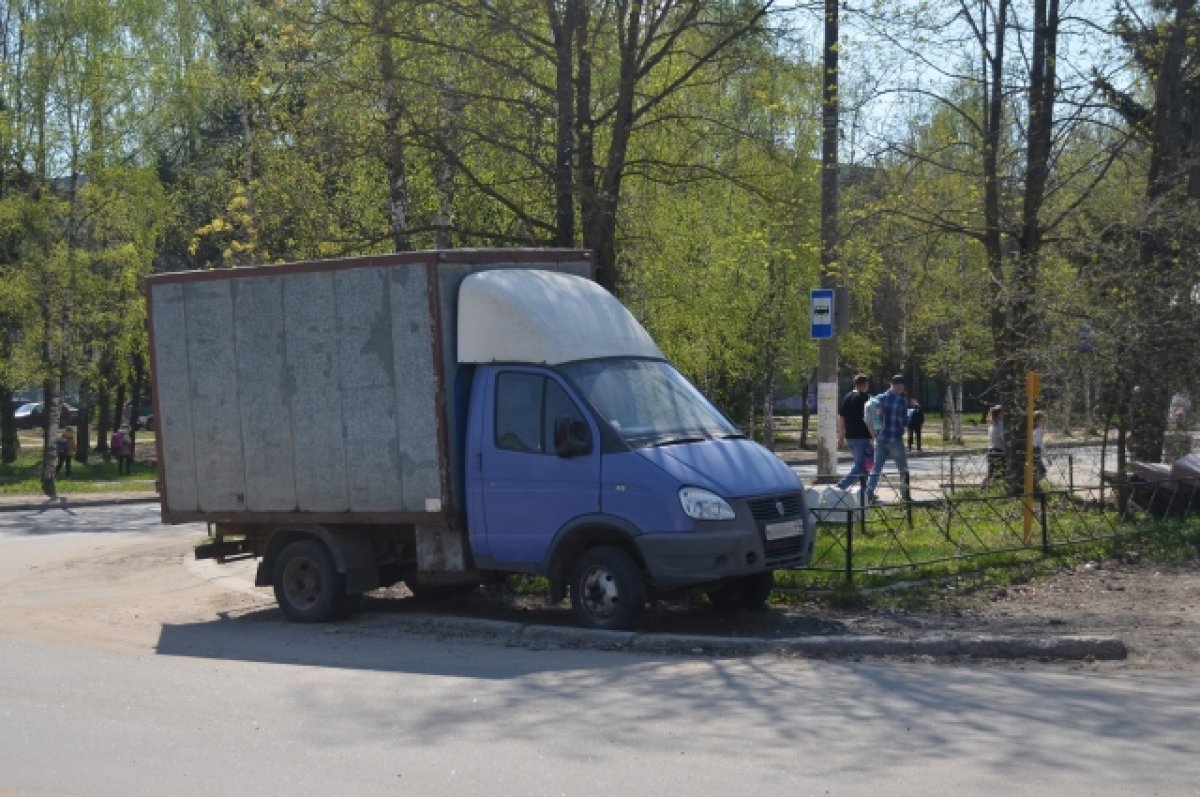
[0,385,15,464]
[549,0,578,248]
[75,381,90,464]
[40,378,60,499]
[433,76,463,250]
[375,0,413,253]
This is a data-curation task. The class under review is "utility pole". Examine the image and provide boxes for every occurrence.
[816,0,840,482]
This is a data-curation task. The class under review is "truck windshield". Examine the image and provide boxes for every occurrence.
[558,359,742,448]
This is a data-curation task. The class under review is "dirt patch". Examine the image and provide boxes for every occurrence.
[2,526,1197,672]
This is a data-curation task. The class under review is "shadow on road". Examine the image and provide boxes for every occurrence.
[155,590,851,677]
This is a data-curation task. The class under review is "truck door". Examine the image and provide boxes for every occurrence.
[478,369,600,564]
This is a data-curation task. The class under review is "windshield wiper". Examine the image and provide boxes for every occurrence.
[650,435,707,447]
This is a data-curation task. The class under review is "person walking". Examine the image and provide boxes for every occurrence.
[1032,409,1047,481]
[986,405,1005,483]
[55,430,72,477]
[865,374,910,503]
[111,426,133,475]
[907,398,925,451]
[837,374,873,490]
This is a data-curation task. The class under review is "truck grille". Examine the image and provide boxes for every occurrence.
[748,493,805,522]
[748,492,809,566]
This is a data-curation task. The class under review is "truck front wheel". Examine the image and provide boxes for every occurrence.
[272,539,345,622]
[570,546,645,631]
[706,571,775,611]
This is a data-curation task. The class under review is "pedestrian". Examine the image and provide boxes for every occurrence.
[1032,409,1047,480]
[111,426,133,475]
[837,374,873,490]
[865,374,910,503]
[55,429,72,477]
[907,398,925,452]
[987,405,1005,482]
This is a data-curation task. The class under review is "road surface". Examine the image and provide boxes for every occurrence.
[1,503,1197,796]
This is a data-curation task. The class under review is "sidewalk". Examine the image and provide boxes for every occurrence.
[0,487,159,512]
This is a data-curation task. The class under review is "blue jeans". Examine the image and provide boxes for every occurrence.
[838,438,873,489]
[866,438,909,499]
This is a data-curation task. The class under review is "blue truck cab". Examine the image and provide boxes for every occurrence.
[457,270,814,629]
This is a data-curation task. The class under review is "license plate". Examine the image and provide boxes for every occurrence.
[765,520,804,540]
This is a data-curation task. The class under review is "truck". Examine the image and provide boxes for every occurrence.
[146,249,815,630]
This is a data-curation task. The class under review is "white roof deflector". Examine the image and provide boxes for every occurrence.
[457,269,664,365]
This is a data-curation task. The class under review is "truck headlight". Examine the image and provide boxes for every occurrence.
[679,487,735,520]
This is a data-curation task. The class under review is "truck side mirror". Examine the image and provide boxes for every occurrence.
[554,417,593,458]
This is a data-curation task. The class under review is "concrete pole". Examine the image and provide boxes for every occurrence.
[817,0,840,482]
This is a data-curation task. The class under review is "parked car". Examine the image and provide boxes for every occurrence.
[14,402,42,429]
[136,411,154,431]
[14,402,77,429]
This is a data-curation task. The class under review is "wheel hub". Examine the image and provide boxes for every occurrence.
[282,558,321,610]
[580,565,620,621]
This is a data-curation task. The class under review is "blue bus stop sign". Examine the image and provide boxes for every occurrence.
[810,289,834,339]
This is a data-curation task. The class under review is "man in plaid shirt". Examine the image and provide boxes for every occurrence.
[865,374,910,503]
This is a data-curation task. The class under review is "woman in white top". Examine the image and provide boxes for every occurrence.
[1032,410,1047,480]
[985,405,1005,482]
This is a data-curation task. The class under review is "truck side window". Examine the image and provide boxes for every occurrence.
[494,373,588,455]
[542,379,586,453]
[495,372,544,453]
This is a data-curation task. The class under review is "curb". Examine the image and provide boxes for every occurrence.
[0,494,160,512]
[368,613,1127,662]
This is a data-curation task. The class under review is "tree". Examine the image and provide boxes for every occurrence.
[621,46,822,436]
[1098,0,1200,463]
[845,0,1132,488]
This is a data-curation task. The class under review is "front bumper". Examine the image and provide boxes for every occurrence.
[635,492,814,587]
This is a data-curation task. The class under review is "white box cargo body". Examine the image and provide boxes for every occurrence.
[146,249,592,526]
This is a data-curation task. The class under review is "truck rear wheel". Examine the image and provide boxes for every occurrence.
[272,539,345,622]
[706,571,774,611]
[569,546,645,631]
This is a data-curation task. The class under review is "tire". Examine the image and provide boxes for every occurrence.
[706,571,775,611]
[272,539,345,622]
[569,546,646,631]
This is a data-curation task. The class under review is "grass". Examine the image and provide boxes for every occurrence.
[0,431,157,495]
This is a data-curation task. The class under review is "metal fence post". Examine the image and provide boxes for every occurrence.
[904,471,913,528]
[845,504,855,588]
[949,454,956,492]
[1068,455,1074,494]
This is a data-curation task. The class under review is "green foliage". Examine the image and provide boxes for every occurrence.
[621,51,823,421]
[0,0,1191,463]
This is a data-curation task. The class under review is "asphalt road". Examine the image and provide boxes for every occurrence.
[1,504,1198,796]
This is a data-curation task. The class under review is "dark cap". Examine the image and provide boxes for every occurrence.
[891,374,906,384]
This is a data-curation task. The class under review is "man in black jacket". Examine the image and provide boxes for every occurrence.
[837,374,872,489]
[907,398,925,451]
